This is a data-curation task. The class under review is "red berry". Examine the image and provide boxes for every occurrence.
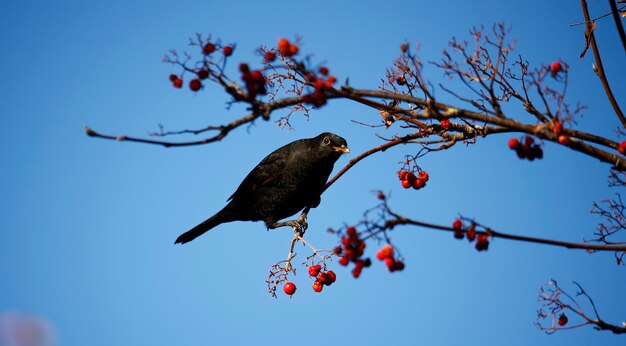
[466,224,476,242]
[418,171,429,182]
[618,141,626,155]
[363,258,372,267]
[333,246,342,255]
[327,270,337,284]
[384,257,395,270]
[396,75,407,85]
[343,248,354,260]
[250,70,264,83]
[411,178,425,190]
[317,272,331,286]
[440,119,451,129]
[552,121,563,134]
[508,138,520,150]
[346,226,357,238]
[533,145,543,159]
[377,191,385,200]
[452,219,463,230]
[189,79,202,91]
[283,282,296,295]
[308,264,321,277]
[338,256,349,266]
[391,261,405,272]
[312,280,323,293]
[173,78,183,88]
[524,136,535,148]
[454,229,464,239]
[288,44,299,56]
[222,45,234,56]
[401,179,412,189]
[400,43,409,53]
[475,234,489,251]
[376,245,394,261]
[264,51,276,62]
[202,43,216,55]
[352,266,362,278]
[558,134,570,145]
[169,74,178,82]
[318,66,329,75]
[277,38,291,55]
[557,313,568,326]
[197,69,209,80]
[551,61,563,74]
[398,170,410,181]
[238,63,250,73]
[313,78,326,92]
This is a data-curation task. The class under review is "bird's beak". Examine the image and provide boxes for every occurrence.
[333,145,350,153]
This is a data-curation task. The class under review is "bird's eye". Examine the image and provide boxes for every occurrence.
[323,137,331,145]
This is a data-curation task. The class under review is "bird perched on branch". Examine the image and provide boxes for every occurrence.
[175,132,349,244]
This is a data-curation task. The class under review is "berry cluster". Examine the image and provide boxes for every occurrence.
[308,264,337,293]
[334,226,371,278]
[168,39,238,92]
[507,136,543,161]
[398,170,429,190]
[375,244,405,272]
[202,41,234,57]
[452,219,489,251]
[551,121,571,145]
[169,74,183,89]
[277,38,299,57]
[239,63,267,99]
[301,67,337,107]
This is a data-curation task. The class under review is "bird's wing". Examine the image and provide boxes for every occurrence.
[227,146,289,201]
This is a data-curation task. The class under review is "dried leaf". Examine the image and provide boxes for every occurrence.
[580,21,597,59]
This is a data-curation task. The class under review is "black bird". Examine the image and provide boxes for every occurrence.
[175,132,349,244]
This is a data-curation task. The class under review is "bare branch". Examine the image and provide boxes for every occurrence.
[536,280,626,334]
[580,0,626,127]
[609,0,626,51]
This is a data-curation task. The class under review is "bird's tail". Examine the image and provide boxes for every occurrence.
[175,211,229,244]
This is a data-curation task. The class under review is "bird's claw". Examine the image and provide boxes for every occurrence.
[269,213,308,236]
[296,213,308,233]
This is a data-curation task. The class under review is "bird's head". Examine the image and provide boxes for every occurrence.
[316,132,349,154]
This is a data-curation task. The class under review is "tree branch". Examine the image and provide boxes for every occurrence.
[609,0,626,51]
[580,0,626,128]
[371,199,626,252]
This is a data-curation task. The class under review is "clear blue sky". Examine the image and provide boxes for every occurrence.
[1,1,625,345]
